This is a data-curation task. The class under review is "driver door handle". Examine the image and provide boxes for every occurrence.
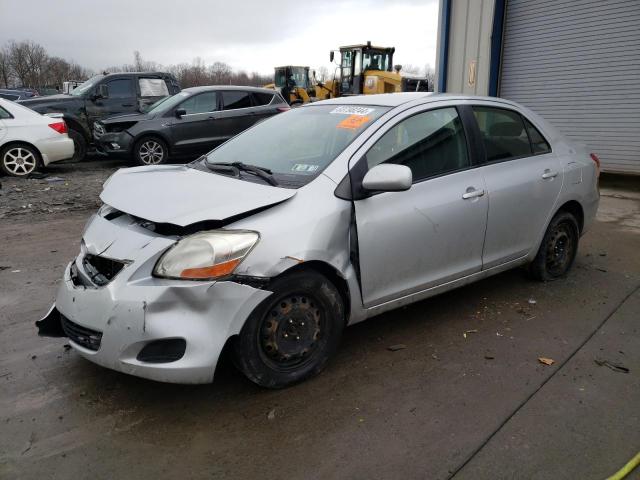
[542,169,559,179]
[462,188,485,200]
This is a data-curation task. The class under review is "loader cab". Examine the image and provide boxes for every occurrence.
[274,66,312,105]
[333,42,395,96]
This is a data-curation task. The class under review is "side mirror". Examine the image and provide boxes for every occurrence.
[329,51,335,63]
[96,84,109,99]
[362,164,412,192]
[175,108,186,118]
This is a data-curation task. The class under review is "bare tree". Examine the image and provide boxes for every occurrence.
[0,46,11,88]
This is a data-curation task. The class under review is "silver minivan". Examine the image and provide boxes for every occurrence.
[38,93,600,388]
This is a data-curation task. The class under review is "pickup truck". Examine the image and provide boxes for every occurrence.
[18,72,180,161]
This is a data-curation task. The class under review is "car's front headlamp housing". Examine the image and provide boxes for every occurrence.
[153,230,259,280]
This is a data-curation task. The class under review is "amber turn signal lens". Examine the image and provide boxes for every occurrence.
[180,259,240,279]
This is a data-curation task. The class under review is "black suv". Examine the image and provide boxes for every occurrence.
[18,72,180,161]
[93,86,289,165]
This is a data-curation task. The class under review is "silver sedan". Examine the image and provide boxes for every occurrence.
[38,93,600,388]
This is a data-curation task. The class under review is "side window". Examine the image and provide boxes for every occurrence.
[523,117,552,154]
[252,92,274,106]
[472,106,532,162]
[107,79,135,98]
[367,107,469,182]
[0,106,12,119]
[179,92,217,114]
[222,91,252,110]
[138,78,169,98]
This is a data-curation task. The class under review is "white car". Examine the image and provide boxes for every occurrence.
[0,98,74,176]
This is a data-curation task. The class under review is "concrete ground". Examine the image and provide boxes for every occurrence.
[0,171,639,480]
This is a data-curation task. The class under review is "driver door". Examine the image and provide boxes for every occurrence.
[353,105,488,307]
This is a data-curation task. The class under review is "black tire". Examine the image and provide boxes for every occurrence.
[68,129,87,162]
[234,270,345,388]
[0,143,40,177]
[133,136,168,166]
[529,211,580,281]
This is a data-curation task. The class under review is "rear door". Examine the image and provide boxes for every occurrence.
[137,76,171,112]
[471,105,563,269]
[213,90,258,141]
[353,105,488,307]
[170,91,220,156]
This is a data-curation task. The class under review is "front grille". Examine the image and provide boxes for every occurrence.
[61,315,102,351]
[82,254,126,286]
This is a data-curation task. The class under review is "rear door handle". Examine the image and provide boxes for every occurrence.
[462,188,485,200]
[542,169,558,179]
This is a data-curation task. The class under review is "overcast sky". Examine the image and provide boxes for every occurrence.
[0,0,439,75]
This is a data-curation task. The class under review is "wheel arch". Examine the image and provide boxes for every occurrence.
[556,199,584,233]
[0,140,43,163]
[63,116,90,141]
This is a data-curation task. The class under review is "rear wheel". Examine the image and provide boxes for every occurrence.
[68,128,87,162]
[234,270,344,388]
[134,136,168,166]
[0,144,40,177]
[529,211,579,281]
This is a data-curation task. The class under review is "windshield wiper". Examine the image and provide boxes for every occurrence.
[205,161,278,186]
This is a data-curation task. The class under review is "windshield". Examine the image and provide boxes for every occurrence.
[275,68,308,89]
[146,91,191,115]
[363,51,391,71]
[205,104,389,187]
[70,75,104,96]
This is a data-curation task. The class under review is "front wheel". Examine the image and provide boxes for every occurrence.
[134,136,168,166]
[68,128,87,162]
[234,270,345,388]
[529,211,579,281]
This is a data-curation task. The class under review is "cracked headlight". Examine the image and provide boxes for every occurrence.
[153,230,259,280]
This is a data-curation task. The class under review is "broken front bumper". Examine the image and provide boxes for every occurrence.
[37,213,272,384]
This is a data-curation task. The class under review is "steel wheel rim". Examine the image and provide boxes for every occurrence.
[546,222,575,276]
[139,141,164,165]
[258,294,325,371]
[3,147,36,175]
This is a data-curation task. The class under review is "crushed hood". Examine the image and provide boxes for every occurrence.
[100,165,296,227]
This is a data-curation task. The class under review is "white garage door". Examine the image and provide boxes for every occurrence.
[500,0,640,174]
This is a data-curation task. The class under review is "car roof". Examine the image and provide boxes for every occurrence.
[311,92,525,109]
[183,85,279,94]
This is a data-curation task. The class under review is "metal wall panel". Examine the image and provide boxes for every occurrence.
[500,0,640,173]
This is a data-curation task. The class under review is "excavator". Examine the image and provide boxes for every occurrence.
[266,42,430,105]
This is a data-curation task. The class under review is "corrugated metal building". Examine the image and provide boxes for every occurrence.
[435,0,640,174]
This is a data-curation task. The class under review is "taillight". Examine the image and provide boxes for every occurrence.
[590,153,601,177]
[277,106,291,112]
[48,121,67,134]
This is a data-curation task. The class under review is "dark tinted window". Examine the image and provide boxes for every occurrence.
[107,79,134,98]
[0,93,19,101]
[222,91,252,110]
[367,107,469,182]
[523,117,551,154]
[179,92,217,114]
[252,92,274,106]
[0,106,11,118]
[473,106,531,162]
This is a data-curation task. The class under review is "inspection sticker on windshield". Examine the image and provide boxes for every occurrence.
[330,106,375,116]
[292,164,320,173]
[337,114,371,130]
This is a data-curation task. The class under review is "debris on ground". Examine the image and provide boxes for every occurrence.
[595,358,629,374]
[463,329,478,338]
[267,409,276,420]
[484,354,495,360]
[528,298,537,305]
[63,344,72,351]
[387,344,407,351]
[538,357,555,366]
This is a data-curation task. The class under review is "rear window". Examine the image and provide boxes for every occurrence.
[252,92,274,106]
[139,78,169,97]
[0,93,19,101]
[0,105,12,119]
[222,91,252,110]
